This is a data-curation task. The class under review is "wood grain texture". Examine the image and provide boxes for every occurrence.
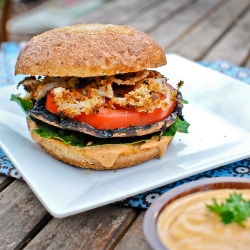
[1,0,11,42]
[7,0,48,42]
[245,58,250,69]
[204,6,250,65]
[74,0,161,25]
[149,0,224,50]
[24,205,138,250]
[0,180,50,250]
[168,0,250,61]
[0,175,14,192]
[126,0,194,33]
[114,211,152,250]
[0,175,7,185]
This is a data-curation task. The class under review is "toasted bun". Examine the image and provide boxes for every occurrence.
[15,24,166,78]
[27,118,173,170]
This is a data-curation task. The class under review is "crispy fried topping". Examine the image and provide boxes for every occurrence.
[105,70,149,85]
[177,80,184,90]
[20,70,177,118]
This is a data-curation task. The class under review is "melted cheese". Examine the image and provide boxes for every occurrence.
[157,189,250,250]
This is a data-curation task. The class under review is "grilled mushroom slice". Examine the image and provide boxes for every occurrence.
[28,91,183,138]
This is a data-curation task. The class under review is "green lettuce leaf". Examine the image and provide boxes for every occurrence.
[163,117,190,136]
[33,116,190,148]
[34,120,155,148]
[10,94,33,113]
[34,122,90,147]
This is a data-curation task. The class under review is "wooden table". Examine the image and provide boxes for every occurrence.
[1,0,250,249]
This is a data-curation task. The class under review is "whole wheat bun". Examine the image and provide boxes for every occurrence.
[15,23,166,77]
[19,24,172,170]
[27,118,173,170]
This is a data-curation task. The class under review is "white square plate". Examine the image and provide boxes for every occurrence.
[1,54,250,218]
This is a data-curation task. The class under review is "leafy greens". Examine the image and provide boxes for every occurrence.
[33,117,189,148]
[11,94,190,147]
[10,94,33,113]
[162,117,190,136]
[207,192,250,227]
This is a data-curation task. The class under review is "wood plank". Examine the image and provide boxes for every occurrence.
[0,175,8,186]
[126,0,195,33]
[7,0,48,42]
[245,58,250,70]
[203,6,250,65]
[148,0,225,51]
[0,175,7,182]
[114,211,152,250]
[0,180,51,250]
[24,205,139,250]
[0,175,14,192]
[74,0,161,25]
[167,0,250,61]
[1,0,11,42]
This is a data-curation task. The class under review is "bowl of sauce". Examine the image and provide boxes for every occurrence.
[143,177,250,250]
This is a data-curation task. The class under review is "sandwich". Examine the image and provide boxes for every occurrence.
[12,24,189,170]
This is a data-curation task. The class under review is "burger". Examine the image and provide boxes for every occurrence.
[12,24,189,170]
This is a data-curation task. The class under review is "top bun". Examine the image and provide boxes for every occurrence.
[15,24,166,78]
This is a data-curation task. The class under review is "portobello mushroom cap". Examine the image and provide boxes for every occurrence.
[28,91,183,138]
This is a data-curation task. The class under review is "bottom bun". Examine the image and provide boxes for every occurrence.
[27,118,173,170]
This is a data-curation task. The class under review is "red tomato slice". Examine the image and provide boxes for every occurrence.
[46,92,58,114]
[46,86,176,130]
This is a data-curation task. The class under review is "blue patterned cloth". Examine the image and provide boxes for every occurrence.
[0,42,250,208]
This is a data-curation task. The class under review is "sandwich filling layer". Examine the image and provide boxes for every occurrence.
[28,117,174,168]
[19,69,177,117]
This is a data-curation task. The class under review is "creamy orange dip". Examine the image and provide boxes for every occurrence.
[157,189,250,250]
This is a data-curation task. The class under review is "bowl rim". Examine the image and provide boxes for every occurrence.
[143,177,250,250]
